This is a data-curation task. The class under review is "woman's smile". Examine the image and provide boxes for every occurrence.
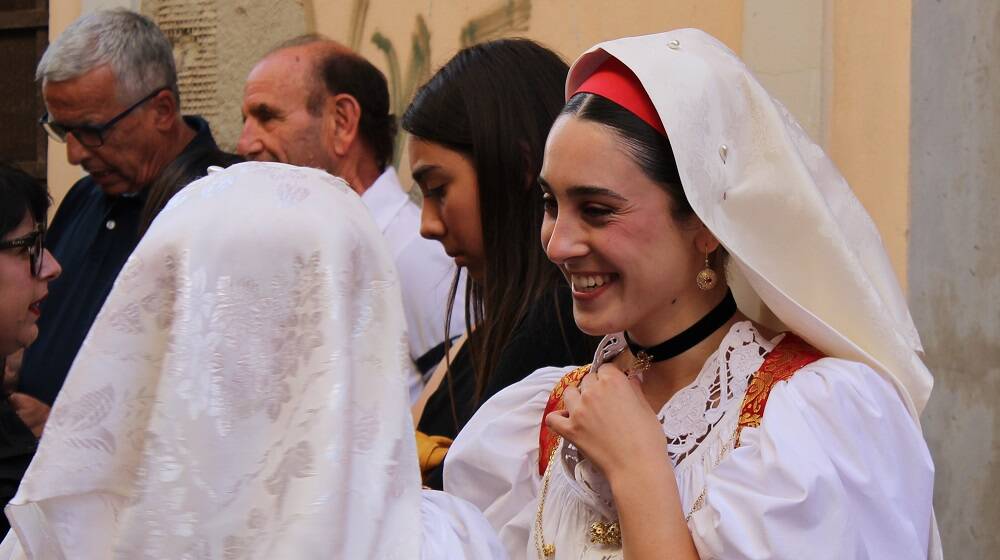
[567,271,619,300]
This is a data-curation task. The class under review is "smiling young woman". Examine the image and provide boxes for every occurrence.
[442,30,939,560]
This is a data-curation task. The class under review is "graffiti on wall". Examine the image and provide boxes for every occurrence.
[351,0,533,165]
[142,0,219,120]
[460,0,531,48]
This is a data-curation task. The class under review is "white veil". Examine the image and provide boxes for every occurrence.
[567,29,933,419]
[2,162,424,559]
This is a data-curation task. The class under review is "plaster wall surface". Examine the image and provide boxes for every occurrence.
[741,0,824,141]
[143,0,308,151]
[45,1,917,290]
[311,0,743,179]
[45,0,84,208]
[910,0,1000,556]
[82,0,140,10]
[829,0,912,291]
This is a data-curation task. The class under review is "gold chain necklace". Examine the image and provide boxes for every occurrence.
[534,349,732,558]
[534,353,652,558]
[535,435,625,558]
[534,442,559,558]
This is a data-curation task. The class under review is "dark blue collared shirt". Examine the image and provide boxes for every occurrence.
[18,116,226,404]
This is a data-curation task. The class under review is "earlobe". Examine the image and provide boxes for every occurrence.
[693,223,721,254]
[152,90,178,130]
[330,94,361,156]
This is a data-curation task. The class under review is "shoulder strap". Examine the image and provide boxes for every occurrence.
[411,332,469,426]
[538,364,591,476]
[535,334,824,473]
[735,333,825,446]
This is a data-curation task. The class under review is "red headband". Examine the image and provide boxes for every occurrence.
[571,56,666,137]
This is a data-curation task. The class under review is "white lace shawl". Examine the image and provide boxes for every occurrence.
[1,163,424,559]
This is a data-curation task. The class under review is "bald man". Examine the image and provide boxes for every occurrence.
[238,37,464,401]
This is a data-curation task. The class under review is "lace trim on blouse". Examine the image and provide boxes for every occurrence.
[559,321,775,516]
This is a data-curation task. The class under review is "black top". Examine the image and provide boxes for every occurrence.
[418,285,598,489]
[18,117,229,405]
[0,356,35,535]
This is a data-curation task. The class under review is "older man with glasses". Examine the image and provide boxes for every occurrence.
[9,9,237,454]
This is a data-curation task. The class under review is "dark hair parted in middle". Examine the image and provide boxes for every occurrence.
[402,38,571,404]
[561,92,691,220]
[562,92,730,270]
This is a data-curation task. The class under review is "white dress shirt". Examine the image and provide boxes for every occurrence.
[362,168,466,402]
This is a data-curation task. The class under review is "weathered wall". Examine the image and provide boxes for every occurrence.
[140,0,308,151]
[829,0,912,291]
[45,0,83,207]
[82,0,140,10]
[741,0,825,141]
[910,0,1000,557]
[312,0,743,173]
[48,0,912,283]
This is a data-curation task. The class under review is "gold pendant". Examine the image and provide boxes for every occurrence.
[588,520,622,546]
[542,543,555,557]
[625,350,652,379]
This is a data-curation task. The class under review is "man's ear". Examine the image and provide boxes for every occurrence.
[149,89,179,131]
[326,93,362,157]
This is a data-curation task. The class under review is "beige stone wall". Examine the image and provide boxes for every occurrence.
[140,0,308,150]
[46,0,84,209]
[313,0,743,177]
[49,0,908,283]
[828,0,912,291]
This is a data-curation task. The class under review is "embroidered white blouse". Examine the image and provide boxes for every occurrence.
[444,321,936,559]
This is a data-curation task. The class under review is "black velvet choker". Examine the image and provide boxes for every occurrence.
[625,289,738,363]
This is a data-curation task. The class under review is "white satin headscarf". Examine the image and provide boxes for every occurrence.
[1,162,424,559]
[567,29,933,420]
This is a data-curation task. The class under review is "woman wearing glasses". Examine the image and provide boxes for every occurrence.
[0,163,61,373]
[0,162,61,535]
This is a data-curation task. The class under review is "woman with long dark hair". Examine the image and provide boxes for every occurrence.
[402,38,598,488]
[444,30,939,559]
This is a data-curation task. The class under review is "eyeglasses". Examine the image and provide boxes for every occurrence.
[38,87,168,148]
[0,223,47,277]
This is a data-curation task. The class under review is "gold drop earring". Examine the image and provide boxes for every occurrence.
[696,251,717,291]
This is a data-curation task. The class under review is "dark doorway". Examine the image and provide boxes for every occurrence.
[0,0,49,181]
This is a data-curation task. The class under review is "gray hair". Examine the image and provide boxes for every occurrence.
[36,8,179,105]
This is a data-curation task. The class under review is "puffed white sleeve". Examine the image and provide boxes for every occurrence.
[421,490,508,559]
[443,366,571,557]
[0,527,25,560]
[688,358,935,560]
